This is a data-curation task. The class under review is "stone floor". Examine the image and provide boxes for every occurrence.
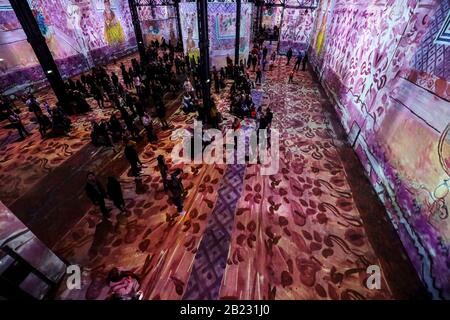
[1,50,427,300]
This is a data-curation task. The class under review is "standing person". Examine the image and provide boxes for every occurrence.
[262,46,268,61]
[128,67,135,88]
[120,62,127,78]
[8,112,30,139]
[262,59,268,71]
[194,77,202,99]
[302,52,308,71]
[183,79,194,97]
[271,51,276,62]
[232,117,241,150]
[107,176,126,213]
[265,107,273,127]
[85,172,111,218]
[109,113,124,142]
[35,110,51,138]
[286,47,293,65]
[167,169,186,215]
[111,72,119,89]
[133,75,142,95]
[251,54,258,72]
[156,101,169,129]
[157,155,169,191]
[124,139,142,177]
[288,70,294,83]
[92,84,105,108]
[141,112,157,143]
[255,66,262,85]
[294,52,303,71]
[122,68,131,89]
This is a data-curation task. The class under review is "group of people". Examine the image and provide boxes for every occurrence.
[3,93,72,140]
[85,44,195,220]
[286,48,309,83]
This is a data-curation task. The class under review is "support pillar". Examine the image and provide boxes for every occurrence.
[9,0,67,104]
[128,0,147,64]
[174,0,183,50]
[258,2,264,32]
[254,1,260,38]
[277,5,285,54]
[197,0,211,113]
[234,0,241,65]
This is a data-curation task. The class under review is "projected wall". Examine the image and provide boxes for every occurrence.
[309,0,450,299]
[261,6,282,30]
[179,2,252,68]
[138,5,178,47]
[408,2,450,101]
[279,8,315,55]
[0,0,136,94]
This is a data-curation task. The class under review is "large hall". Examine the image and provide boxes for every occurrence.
[0,0,449,303]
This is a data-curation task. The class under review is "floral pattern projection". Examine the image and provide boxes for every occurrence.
[138,6,178,47]
[219,59,392,300]
[0,0,136,94]
[279,7,316,55]
[309,0,450,299]
[179,2,252,67]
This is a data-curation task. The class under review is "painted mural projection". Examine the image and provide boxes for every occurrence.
[180,2,199,61]
[309,0,450,299]
[261,6,282,30]
[408,1,450,101]
[0,0,136,94]
[309,0,335,68]
[138,6,178,47]
[0,0,45,93]
[180,2,252,68]
[279,8,315,55]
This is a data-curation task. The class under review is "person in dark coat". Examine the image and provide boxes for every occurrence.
[302,52,308,71]
[124,140,142,177]
[35,109,51,138]
[107,176,126,212]
[167,169,186,215]
[156,102,169,129]
[111,72,119,89]
[286,47,293,65]
[157,155,169,191]
[85,172,110,218]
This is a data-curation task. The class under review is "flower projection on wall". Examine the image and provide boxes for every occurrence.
[279,8,316,55]
[0,0,137,94]
[309,0,450,299]
[179,2,252,68]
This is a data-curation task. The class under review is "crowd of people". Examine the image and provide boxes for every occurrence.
[82,40,199,220]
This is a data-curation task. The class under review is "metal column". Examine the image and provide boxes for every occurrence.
[277,5,285,54]
[234,0,241,65]
[128,0,147,64]
[174,0,183,49]
[197,0,211,113]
